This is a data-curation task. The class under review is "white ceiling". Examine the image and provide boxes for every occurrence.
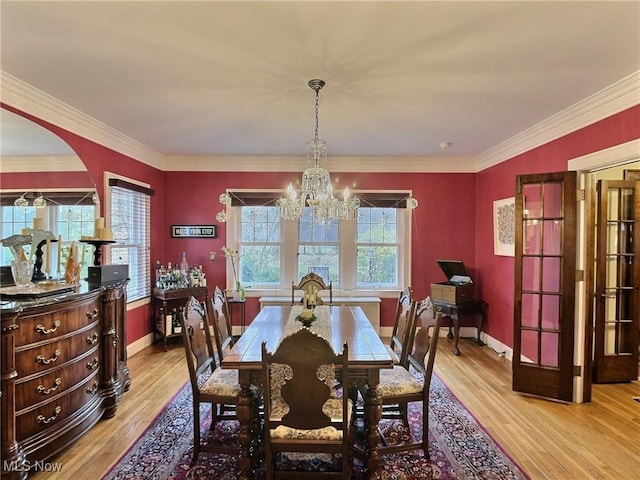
[1,1,639,162]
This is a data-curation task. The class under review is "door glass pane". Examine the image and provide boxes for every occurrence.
[543,182,562,218]
[524,221,541,254]
[604,319,617,355]
[543,220,562,255]
[523,184,542,218]
[606,223,619,254]
[607,189,619,220]
[542,257,561,292]
[520,329,539,364]
[621,188,633,220]
[521,293,539,328]
[541,294,560,330]
[522,257,540,291]
[620,223,632,254]
[541,332,559,367]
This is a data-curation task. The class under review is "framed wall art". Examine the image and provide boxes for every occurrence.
[493,197,515,256]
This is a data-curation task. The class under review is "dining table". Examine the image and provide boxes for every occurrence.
[221,304,394,480]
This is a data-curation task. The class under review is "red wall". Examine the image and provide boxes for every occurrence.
[4,103,639,350]
[475,105,640,346]
[162,171,478,325]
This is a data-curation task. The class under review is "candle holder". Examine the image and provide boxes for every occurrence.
[81,239,116,266]
[32,238,58,282]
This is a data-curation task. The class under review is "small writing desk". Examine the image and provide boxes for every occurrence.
[221,305,393,480]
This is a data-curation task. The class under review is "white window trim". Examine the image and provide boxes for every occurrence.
[104,171,151,307]
[225,189,413,300]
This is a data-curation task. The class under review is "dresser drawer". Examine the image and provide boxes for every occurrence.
[15,328,100,377]
[15,349,101,411]
[16,371,101,442]
[13,296,101,346]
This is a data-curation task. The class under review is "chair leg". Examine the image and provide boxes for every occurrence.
[192,400,201,465]
[423,399,430,459]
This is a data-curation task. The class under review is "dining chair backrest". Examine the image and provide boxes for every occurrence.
[388,286,414,366]
[181,296,216,391]
[291,271,333,306]
[262,328,348,430]
[409,296,442,394]
[210,286,235,363]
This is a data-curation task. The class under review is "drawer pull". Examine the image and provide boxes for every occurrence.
[86,308,99,319]
[87,381,99,394]
[35,320,61,335]
[87,356,99,370]
[36,377,62,395]
[86,332,99,345]
[36,405,62,424]
[35,349,61,365]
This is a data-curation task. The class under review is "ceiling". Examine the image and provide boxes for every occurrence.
[1,1,639,162]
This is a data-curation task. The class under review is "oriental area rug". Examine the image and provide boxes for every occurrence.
[103,374,529,480]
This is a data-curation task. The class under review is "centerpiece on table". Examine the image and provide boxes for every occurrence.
[295,307,317,328]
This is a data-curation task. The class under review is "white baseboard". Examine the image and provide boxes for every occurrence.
[380,326,514,362]
[127,333,155,358]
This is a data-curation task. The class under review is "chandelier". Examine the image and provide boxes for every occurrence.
[277,79,360,221]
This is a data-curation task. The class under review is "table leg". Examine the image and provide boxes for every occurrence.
[444,313,461,355]
[476,303,486,346]
[363,381,383,479]
[236,371,254,480]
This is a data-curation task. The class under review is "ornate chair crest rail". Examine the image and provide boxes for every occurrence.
[291,271,333,306]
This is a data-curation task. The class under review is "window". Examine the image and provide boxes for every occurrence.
[1,191,97,277]
[230,190,411,294]
[238,206,281,286]
[107,176,153,302]
[356,207,398,287]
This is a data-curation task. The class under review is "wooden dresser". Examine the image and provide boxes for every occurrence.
[1,281,129,479]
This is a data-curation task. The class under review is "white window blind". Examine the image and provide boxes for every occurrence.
[109,179,152,302]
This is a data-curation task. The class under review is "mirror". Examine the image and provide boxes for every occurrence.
[0,107,98,279]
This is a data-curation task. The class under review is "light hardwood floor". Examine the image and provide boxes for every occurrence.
[30,336,639,480]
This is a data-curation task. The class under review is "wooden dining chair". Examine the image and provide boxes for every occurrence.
[210,285,238,364]
[291,272,333,306]
[384,286,414,365]
[361,296,442,459]
[180,295,241,464]
[261,328,354,479]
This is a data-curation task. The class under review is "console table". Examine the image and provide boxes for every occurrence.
[152,286,208,351]
[259,296,381,333]
[432,298,486,355]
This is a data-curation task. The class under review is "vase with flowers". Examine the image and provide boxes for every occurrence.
[222,246,242,300]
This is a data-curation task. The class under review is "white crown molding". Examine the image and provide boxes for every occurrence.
[0,156,86,173]
[0,71,164,169]
[568,138,640,172]
[162,155,478,173]
[475,70,640,172]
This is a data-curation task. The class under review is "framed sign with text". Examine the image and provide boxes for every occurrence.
[171,225,216,238]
